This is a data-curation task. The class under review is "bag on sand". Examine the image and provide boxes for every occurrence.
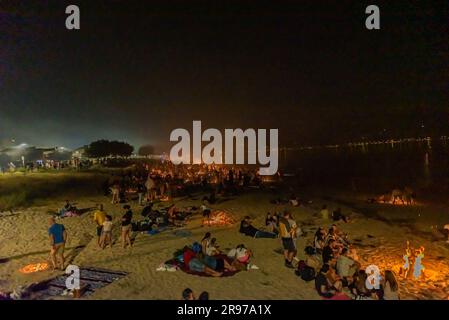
[295,260,316,282]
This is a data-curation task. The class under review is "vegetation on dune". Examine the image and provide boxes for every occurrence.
[0,172,110,211]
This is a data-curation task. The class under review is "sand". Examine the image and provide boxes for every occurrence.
[1,189,449,300]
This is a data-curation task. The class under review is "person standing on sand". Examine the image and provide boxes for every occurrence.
[111,182,120,204]
[145,174,156,201]
[100,215,113,249]
[93,204,106,247]
[121,205,133,249]
[279,211,297,268]
[48,217,67,270]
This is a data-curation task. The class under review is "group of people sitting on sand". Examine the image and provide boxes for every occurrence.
[293,223,400,300]
[180,232,255,277]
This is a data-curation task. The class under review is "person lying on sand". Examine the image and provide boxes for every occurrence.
[58,200,77,217]
[202,254,236,272]
[167,205,191,227]
[239,216,277,239]
[183,246,223,277]
[48,217,67,271]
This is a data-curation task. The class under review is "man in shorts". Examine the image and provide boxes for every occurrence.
[48,217,67,270]
[279,211,297,268]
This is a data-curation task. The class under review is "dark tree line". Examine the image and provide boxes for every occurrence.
[86,140,134,158]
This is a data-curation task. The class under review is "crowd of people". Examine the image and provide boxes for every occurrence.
[43,162,403,300]
[105,163,272,206]
[302,219,400,300]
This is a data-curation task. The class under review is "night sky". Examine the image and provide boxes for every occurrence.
[1,0,448,151]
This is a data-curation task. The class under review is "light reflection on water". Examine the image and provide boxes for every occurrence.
[281,138,448,193]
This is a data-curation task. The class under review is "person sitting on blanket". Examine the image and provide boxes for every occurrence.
[313,227,327,254]
[239,216,277,239]
[201,232,212,256]
[167,205,187,227]
[265,212,279,234]
[227,244,253,271]
[183,245,223,277]
[206,238,221,256]
[58,200,77,217]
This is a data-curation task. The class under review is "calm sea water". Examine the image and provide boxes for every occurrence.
[280,139,449,195]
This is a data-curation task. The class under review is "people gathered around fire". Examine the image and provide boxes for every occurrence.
[32,161,403,301]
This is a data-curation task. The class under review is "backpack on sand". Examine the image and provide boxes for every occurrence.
[295,260,316,282]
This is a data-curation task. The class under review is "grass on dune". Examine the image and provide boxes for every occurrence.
[0,171,110,211]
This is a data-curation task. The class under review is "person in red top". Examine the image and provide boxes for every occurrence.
[183,247,222,277]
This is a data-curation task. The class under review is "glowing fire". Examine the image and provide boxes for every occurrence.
[202,210,235,226]
[19,262,50,274]
[399,241,425,280]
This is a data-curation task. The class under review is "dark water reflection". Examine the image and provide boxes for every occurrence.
[281,139,449,197]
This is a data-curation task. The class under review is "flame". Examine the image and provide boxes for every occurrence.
[19,262,49,274]
[399,242,425,280]
[202,210,235,226]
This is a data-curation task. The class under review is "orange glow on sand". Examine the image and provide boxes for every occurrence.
[19,262,50,274]
[202,210,235,226]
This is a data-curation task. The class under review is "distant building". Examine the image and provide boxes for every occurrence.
[71,146,88,159]
[0,145,72,168]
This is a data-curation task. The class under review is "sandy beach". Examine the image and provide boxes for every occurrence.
[2,184,449,300]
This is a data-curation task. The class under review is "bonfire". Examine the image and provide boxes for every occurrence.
[202,210,235,226]
[19,262,49,274]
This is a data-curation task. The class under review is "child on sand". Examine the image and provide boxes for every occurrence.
[101,215,113,249]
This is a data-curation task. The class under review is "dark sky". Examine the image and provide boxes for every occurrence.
[1,0,448,151]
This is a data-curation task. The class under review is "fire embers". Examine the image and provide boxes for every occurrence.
[19,262,49,274]
[202,210,235,226]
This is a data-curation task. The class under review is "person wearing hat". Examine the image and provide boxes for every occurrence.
[121,205,133,248]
